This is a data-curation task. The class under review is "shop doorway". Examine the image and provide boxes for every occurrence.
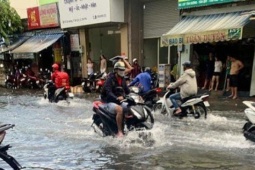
[88,26,121,72]
[193,41,253,91]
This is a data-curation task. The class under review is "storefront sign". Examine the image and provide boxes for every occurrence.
[161,28,242,46]
[185,30,228,44]
[27,7,41,30]
[58,0,124,29]
[39,3,59,28]
[178,0,241,9]
[27,3,59,30]
[39,0,58,5]
[13,53,34,59]
[70,34,80,52]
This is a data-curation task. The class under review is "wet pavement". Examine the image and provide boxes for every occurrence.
[0,87,255,170]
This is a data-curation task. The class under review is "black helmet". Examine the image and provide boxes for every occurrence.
[182,61,192,68]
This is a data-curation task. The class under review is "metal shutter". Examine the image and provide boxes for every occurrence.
[143,0,180,39]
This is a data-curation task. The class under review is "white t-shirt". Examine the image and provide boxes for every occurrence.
[87,63,93,75]
[214,61,222,72]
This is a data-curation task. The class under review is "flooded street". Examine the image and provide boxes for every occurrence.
[1,89,255,170]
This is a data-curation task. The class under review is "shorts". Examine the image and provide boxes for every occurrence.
[213,72,221,76]
[206,72,213,80]
[103,102,129,116]
[230,75,238,87]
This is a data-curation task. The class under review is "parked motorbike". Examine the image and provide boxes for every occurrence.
[0,124,23,170]
[91,96,154,137]
[43,81,74,103]
[4,69,17,89]
[242,101,255,142]
[154,88,210,119]
[150,71,159,88]
[82,72,105,93]
[129,86,161,109]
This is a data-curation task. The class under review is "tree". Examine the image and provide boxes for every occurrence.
[0,0,23,43]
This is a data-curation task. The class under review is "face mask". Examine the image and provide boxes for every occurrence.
[117,70,125,77]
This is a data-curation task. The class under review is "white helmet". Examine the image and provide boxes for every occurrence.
[114,61,125,70]
[133,58,137,63]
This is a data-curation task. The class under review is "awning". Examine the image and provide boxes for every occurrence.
[161,11,252,46]
[0,36,30,54]
[11,34,63,53]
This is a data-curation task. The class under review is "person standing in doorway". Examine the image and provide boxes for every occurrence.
[228,55,244,99]
[131,58,141,79]
[209,56,222,91]
[202,52,214,90]
[87,58,94,76]
[100,54,107,77]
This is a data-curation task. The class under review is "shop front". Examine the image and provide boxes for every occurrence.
[58,0,125,78]
[161,10,255,95]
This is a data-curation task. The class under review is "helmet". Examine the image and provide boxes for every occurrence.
[52,63,59,70]
[114,61,125,70]
[133,58,137,63]
[144,67,151,73]
[182,61,192,68]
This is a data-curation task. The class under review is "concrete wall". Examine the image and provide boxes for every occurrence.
[10,0,39,19]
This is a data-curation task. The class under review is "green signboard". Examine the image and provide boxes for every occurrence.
[39,0,58,5]
[178,0,240,9]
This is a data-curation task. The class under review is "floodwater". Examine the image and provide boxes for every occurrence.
[0,89,255,170]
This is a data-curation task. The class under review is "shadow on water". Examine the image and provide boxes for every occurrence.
[1,88,255,169]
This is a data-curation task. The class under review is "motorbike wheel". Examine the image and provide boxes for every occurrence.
[243,121,252,132]
[193,103,207,119]
[153,103,167,115]
[5,82,13,89]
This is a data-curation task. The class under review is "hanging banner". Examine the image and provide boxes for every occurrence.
[178,0,241,9]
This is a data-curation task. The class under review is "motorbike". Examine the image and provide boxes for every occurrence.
[129,86,161,109]
[0,124,23,170]
[150,71,159,88]
[82,72,105,93]
[5,69,17,89]
[43,81,74,103]
[242,101,255,142]
[91,96,154,137]
[154,88,210,119]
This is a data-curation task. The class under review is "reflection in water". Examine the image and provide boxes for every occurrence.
[0,91,255,169]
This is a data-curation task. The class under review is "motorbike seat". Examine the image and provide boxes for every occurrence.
[181,95,196,103]
[98,104,116,119]
[142,89,157,98]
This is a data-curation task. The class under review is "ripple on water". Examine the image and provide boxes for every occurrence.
[1,93,255,169]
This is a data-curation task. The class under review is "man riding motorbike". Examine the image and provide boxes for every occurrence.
[48,63,70,102]
[167,61,197,116]
[100,61,130,138]
[128,67,152,94]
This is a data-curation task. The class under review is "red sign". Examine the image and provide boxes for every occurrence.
[27,7,41,30]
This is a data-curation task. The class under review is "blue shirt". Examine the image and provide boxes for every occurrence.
[129,72,151,94]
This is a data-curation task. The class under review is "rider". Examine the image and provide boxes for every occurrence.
[167,61,197,116]
[100,61,130,138]
[48,63,70,101]
[128,67,152,94]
